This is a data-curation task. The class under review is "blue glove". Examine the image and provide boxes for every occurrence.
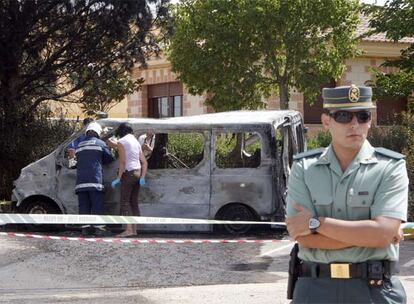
[111,178,121,189]
[139,177,146,186]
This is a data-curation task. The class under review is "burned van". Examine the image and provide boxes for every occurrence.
[11,110,305,234]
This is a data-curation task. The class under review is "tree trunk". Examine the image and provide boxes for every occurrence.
[279,83,290,110]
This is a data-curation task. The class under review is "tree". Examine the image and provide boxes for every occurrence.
[0,0,171,200]
[363,1,414,100]
[79,68,144,114]
[168,0,360,112]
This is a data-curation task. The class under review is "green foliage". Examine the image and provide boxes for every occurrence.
[167,133,204,168]
[0,0,170,110]
[368,126,409,153]
[215,134,238,168]
[306,130,331,150]
[80,69,145,114]
[363,1,414,100]
[390,112,414,221]
[168,0,360,111]
[0,105,73,200]
[401,134,414,222]
[215,133,261,168]
[363,0,414,68]
[0,0,170,200]
[367,69,414,99]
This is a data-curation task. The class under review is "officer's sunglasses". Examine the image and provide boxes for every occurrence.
[329,110,371,124]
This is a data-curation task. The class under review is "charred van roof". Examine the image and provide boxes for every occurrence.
[99,110,302,130]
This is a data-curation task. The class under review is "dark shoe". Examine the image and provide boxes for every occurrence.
[81,225,94,237]
[93,227,112,237]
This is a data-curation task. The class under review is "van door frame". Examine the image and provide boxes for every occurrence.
[271,117,303,220]
[137,128,212,232]
[209,125,274,222]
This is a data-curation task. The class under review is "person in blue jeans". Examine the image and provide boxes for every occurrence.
[75,121,115,236]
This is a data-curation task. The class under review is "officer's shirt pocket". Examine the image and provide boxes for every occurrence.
[347,190,372,220]
[312,197,333,218]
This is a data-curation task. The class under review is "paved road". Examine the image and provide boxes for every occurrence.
[0,229,413,303]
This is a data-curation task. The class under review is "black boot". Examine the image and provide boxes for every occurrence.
[81,225,94,237]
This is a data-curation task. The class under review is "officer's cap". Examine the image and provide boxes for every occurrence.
[322,84,375,111]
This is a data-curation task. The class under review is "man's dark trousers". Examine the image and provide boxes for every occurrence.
[77,191,104,215]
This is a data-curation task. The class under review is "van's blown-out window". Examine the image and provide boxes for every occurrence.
[147,132,204,170]
[215,132,261,168]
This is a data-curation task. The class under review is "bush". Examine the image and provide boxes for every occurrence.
[306,130,331,150]
[369,112,414,221]
[167,132,261,169]
[167,133,205,168]
[215,133,261,168]
[215,134,238,168]
[0,106,74,200]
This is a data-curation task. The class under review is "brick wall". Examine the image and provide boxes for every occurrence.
[128,62,208,118]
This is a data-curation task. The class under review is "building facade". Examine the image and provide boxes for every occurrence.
[54,16,413,125]
[127,17,413,132]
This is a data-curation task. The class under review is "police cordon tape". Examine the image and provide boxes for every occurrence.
[0,231,412,245]
[0,213,413,230]
[0,214,412,243]
[0,213,286,225]
[0,231,293,244]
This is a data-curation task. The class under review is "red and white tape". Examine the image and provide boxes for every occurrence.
[0,231,292,244]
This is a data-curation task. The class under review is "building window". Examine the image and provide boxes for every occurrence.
[148,82,183,118]
[173,95,183,117]
[150,96,183,118]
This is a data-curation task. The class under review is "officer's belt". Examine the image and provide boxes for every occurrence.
[299,260,396,280]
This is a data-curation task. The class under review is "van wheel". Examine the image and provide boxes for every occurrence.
[23,200,61,231]
[218,204,256,235]
[25,200,60,214]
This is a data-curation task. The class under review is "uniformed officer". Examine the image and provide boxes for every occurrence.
[67,117,94,159]
[75,121,115,236]
[286,84,408,303]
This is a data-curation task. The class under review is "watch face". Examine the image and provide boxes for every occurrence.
[309,218,320,229]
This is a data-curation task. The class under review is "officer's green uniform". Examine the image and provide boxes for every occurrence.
[286,85,408,304]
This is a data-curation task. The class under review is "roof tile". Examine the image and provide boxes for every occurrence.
[358,14,414,43]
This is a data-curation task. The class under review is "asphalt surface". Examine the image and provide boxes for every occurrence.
[0,226,413,304]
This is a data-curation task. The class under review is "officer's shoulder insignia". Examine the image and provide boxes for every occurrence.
[293,148,325,160]
[375,147,405,159]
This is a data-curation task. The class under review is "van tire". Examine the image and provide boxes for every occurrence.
[24,200,60,214]
[23,200,61,231]
[217,204,257,235]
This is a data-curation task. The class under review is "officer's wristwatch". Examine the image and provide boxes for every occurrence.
[309,217,321,234]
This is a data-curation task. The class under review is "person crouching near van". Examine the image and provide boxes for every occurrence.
[75,121,115,237]
[109,122,147,237]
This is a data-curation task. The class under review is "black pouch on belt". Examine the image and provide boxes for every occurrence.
[287,243,300,300]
